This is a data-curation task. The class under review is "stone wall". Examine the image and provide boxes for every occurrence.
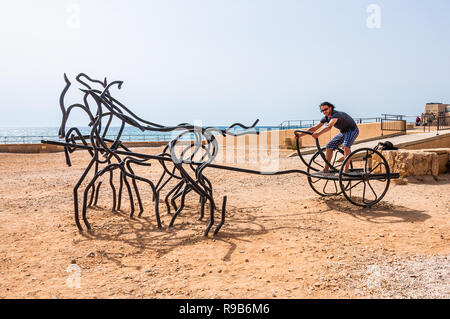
[0,141,168,154]
[0,143,65,153]
[377,149,450,177]
[401,133,450,150]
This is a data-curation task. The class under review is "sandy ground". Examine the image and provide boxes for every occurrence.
[0,147,448,299]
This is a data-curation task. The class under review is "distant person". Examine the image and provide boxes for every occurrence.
[416,116,421,126]
[295,102,359,174]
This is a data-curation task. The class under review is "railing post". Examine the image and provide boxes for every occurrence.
[436,117,439,136]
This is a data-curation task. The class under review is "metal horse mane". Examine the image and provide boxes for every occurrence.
[57,73,259,236]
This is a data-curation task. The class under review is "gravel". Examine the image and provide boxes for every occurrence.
[362,254,450,298]
[318,254,449,298]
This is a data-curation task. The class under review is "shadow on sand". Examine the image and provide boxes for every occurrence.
[320,196,431,224]
[75,201,323,266]
[73,193,431,269]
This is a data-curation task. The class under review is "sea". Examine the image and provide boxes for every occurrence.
[0,126,287,144]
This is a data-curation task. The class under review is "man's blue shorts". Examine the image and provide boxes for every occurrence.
[326,127,359,150]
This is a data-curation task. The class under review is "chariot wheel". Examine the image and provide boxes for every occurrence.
[338,148,391,207]
[307,147,346,197]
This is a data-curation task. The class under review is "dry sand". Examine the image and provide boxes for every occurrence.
[0,147,448,299]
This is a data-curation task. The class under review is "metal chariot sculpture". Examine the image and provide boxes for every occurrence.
[43,73,399,236]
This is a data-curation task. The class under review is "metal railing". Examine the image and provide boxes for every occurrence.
[420,115,450,135]
[280,114,408,135]
[422,113,437,133]
[279,120,320,129]
[381,119,406,135]
[437,116,450,134]
[279,117,382,129]
[381,114,405,120]
[353,117,382,124]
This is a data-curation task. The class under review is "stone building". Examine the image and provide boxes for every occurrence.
[421,103,450,124]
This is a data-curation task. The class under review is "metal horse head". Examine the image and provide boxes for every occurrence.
[58,73,111,139]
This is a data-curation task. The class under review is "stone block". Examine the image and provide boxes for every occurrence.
[284,137,294,149]
[375,150,445,178]
[417,148,450,174]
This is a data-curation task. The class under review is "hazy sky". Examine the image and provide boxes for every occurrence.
[1,0,449,127]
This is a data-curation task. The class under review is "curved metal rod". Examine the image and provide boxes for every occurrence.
[165,181,184,215]
[123,157,161,227]
[59,74,71,138]
[76,73,106,90]
[294,129,342,172]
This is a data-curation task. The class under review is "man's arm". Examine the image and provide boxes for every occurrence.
[295,122,323,139]
[311,118,338,139]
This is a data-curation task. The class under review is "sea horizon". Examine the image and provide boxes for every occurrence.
[0,125,291,144]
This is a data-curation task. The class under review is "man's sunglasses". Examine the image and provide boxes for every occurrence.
[320,107,329,113]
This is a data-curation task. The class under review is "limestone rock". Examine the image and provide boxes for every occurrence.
[374,149,450,178]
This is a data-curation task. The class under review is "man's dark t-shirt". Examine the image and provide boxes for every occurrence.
[320,110,357,133]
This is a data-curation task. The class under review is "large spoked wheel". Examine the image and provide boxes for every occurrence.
[338,148,391,207]
[307,147,346,196]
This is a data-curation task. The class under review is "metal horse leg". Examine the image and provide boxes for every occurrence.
[164,181,184,215]
[121,172,135,217]
[213,196,227,235]
[82,163,120,229]
[117,170,124,211]
[73,158,96,231]
[87,161,99,208]
[124,158,151,218]
[124,159,162,228]
[93,181,102,206]
[171,184,190,212]
[198,196,206,221]
[168,185,190,228]
[108,165,117,212]
[203,195,216,237]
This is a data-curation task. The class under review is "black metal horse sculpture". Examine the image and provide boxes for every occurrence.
[57,73,259,236]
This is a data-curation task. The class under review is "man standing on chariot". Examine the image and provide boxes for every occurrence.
[295,102,359,174]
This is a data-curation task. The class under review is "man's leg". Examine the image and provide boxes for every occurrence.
[324,133,344,172]
[343,146,351,173]
[342,128,359,173]
[323,148,333,172]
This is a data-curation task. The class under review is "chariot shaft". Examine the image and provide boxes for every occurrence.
[42,139,309,175]
[41,140,398,180]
